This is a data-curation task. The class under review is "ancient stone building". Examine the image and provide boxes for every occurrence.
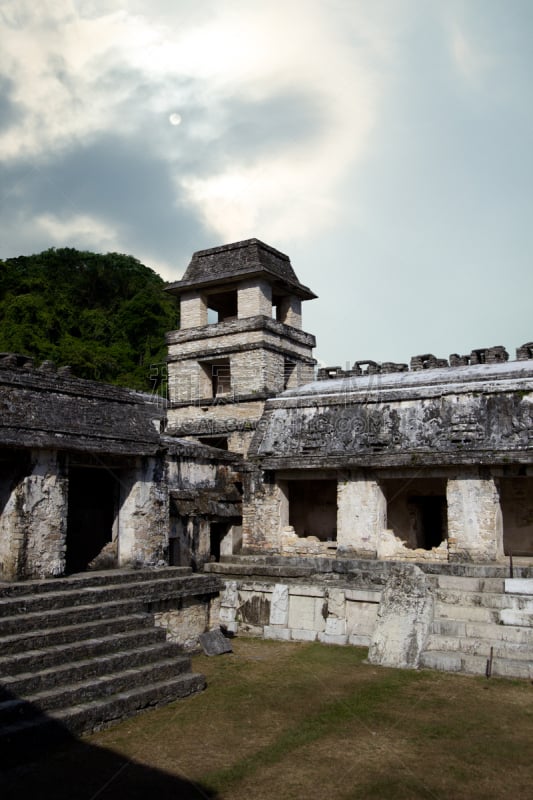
[2,238,533,687]
[243,356,533,562]
[0,354,242,581]
[165,238,317,455]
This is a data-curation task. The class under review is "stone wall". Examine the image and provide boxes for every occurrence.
[154,596,212,651]
[217,579,381,646]
[317,340,533,380]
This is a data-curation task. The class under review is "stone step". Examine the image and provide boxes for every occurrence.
[432,575,506,593]
[0,643,188,697]
[0,570,211,759]
[0,575,207,617]
[0,657,191,723]
[420,649,533,679]
[434,602,499,623]
[424,634,533,662]
[435,588,533,611]
[0,567,192,599]
[0,575,220,638]
[431,618,533,644]
[0,613,154,655]
[0,597,149,637]
[0,626,166,676]
[0,672,205,768]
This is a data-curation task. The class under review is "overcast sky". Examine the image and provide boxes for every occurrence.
[1,0,532,367]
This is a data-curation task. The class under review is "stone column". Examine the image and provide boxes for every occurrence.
[0,450,67,580]
[118,456,168,567]
[278,295,302,328]
[238,279,272,318]
[242,473,287,553]
[446,471,503,561]
[337,474,386,557]
[180,291,207,328]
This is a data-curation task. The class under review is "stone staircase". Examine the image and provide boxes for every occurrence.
[420,574,533,679]
[0,567,220,764]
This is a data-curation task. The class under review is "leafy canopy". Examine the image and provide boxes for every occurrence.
[0,248,178,391]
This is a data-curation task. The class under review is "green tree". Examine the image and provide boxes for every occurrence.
[0,248,179,391]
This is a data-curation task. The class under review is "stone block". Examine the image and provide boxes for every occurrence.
[220,606,237,624]
[368,565,434,669]
[346,600,379,638]
[288,595,325,632]
[327,588,346,618]
[345,589,381,604]
[220,580,239,608]
[199,629,233,656]
[223,620,239,634]
[500,609,533,627]
[288,584,325,598]
[264,625,292,641]
[290,628,318,642]
[324,617,346,636]
[505,579,533,596]
[269,583,289,625]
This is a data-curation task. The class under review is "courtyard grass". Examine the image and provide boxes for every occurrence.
[3,638,532,799]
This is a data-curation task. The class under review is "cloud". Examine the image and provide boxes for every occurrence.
[35,213,119,250]
[0,0,391,254]
[0,133,210,270]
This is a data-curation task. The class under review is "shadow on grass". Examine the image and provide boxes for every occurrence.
[0,691,218,800]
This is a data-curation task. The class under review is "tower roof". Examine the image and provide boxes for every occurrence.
[166,238,317,299]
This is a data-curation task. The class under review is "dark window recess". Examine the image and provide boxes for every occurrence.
[383,478,448,550]
[198,436,229,451]
[207,290,238,324]
[288,479,337,541]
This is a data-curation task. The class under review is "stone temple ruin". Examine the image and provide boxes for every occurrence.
[1,238,533,749]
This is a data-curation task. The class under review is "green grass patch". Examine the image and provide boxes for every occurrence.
[4,638,533,800]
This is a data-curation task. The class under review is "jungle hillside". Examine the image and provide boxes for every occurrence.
[0,248,179,392]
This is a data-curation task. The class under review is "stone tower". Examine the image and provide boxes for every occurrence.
[165,239,317,454]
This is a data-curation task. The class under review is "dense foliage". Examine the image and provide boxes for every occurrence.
[0,248,178,391]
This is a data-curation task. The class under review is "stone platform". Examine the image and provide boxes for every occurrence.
[205,555,533,679]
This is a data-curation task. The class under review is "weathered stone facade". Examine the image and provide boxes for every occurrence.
[244,360,533,563]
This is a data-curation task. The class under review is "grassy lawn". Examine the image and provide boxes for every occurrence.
[3,638,532,799]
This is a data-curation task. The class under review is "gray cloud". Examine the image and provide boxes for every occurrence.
[0,133,211,267]
[213,90,327,164]
[0,77,22,132]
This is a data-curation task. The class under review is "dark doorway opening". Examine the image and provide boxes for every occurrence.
[288,479,337,540]
[210,521,231,561]
[407,496,447,549]
[500,476,533,556]
[66,467,116,573]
